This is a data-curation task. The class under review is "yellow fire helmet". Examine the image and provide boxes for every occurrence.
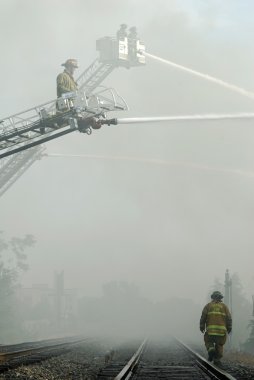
[61,59,78,68]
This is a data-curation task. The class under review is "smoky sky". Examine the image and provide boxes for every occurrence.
[1,0,254,303]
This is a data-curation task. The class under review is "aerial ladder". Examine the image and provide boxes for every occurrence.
[0,26,145,196]
[0,146,45,197]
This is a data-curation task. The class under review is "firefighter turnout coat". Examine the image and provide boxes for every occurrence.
[57,70,78,98]
[200,300,232,336]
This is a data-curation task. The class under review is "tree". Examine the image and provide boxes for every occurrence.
[230,273,252,348]
[243,318,254,353]
[0,232,35,342]
[241,295,254,353]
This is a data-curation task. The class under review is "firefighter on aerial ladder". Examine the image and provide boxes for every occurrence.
[116,23,128,40]
[57,58,78,98]
[56,58,101,131]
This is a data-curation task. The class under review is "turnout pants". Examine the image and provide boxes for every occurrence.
[204,332,226,359]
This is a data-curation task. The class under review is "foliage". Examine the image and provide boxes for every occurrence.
[242,318,254,353]
[0,232,35,272]
[230,273,252,348]
[0,232,35,342]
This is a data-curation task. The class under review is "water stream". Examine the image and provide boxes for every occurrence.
[117,113,254,125]
[48,154,254,180]
[144,51,254,101]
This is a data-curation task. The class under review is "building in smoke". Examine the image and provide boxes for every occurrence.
[17,273,78,338]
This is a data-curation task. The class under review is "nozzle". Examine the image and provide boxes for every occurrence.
[100,118,118,126]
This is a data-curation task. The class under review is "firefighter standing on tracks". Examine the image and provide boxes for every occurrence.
[200,291,232,366]
[57,58,78,98]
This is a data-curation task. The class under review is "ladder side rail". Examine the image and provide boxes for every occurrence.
[0,103,79,141]
[79,63,114,92]
[85,66,115,95]
[0,125,54,146]
[0,99,56,134]
[76,58,101,86]
[0,110,72,143]
[0,127,76,159]
[0,123,68,150]
[92,86,128,111]
[1,116,38,135]
[1,99,56,124]
[0,106,97,158]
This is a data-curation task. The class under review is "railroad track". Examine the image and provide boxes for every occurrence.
[97,338,237,379]
[0,336,90,374]
[0,336,82,353]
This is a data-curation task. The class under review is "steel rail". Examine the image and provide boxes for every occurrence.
[114,339,147,380]
[176,338,237,380]
[0,337,89,364]
[111,338,237,380]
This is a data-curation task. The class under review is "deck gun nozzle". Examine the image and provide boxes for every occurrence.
[100,118,118,126]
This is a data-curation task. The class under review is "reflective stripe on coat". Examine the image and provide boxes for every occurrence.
[200,301,232,336]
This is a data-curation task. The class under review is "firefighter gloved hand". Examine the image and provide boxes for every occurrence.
[227,328,232,334]
[200,328,205,333]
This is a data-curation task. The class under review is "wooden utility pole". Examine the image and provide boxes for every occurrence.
[224,269,232,311]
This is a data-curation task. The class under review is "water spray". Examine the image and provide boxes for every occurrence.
[101,113,254,127]
[143,51,254,101]
[47,153,254,180]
